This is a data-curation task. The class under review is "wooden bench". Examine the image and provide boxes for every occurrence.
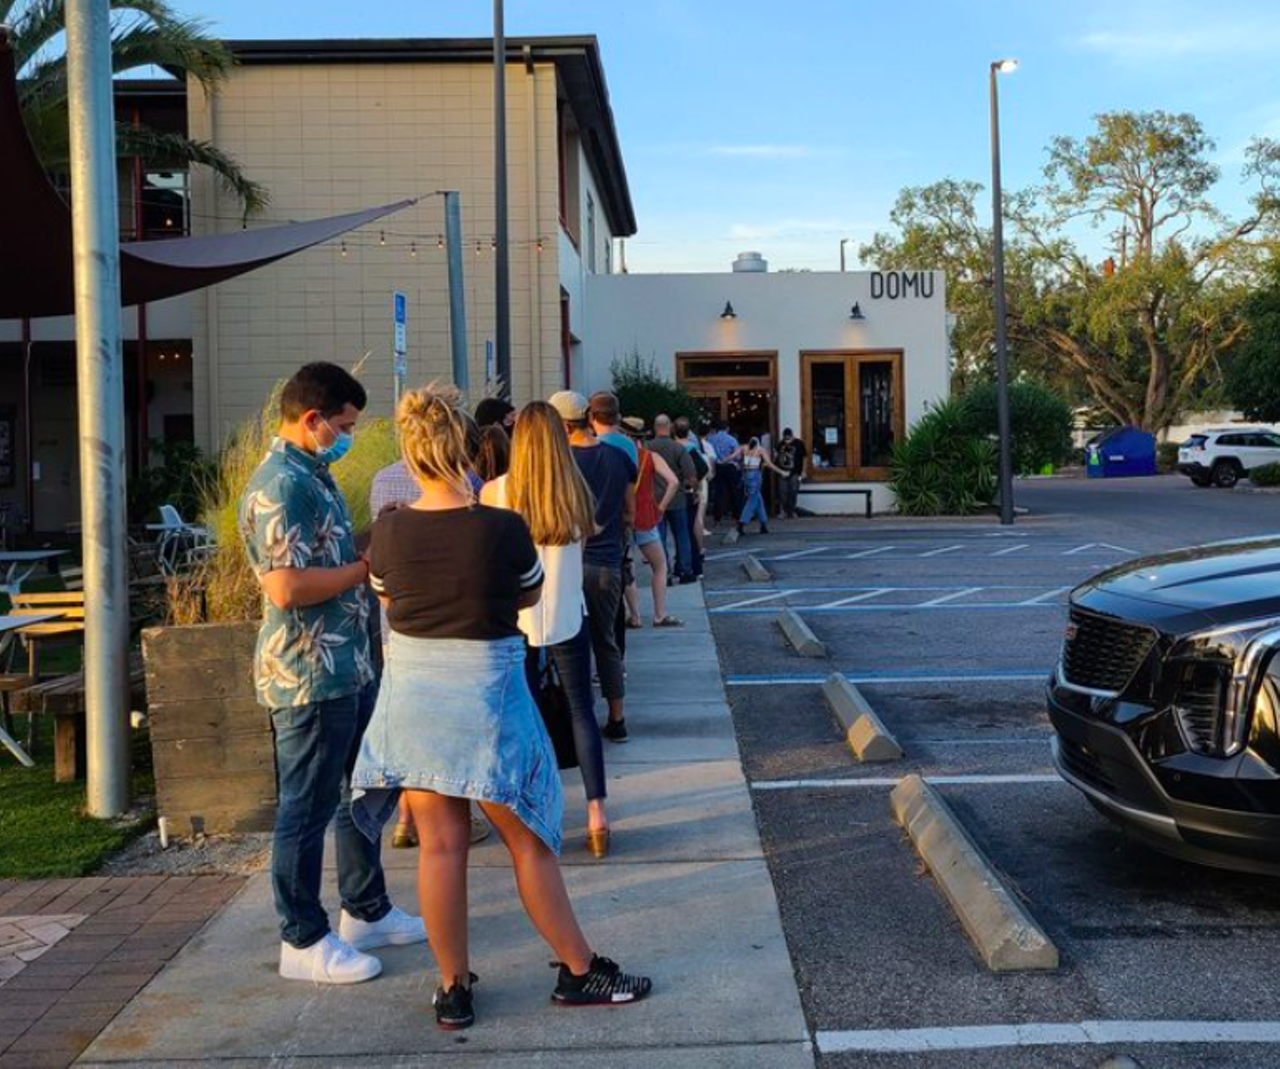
[12,659,146,783]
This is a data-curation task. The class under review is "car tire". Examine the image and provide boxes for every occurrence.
[1190,474,1211,487]
[1211,461,1241,489]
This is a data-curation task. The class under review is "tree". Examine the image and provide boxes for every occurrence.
[610,350,701,427]
[959,380,1074,473]
[7,0,267,217]
[1227,259,1280,422]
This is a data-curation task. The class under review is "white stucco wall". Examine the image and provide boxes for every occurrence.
[582,268,948,514]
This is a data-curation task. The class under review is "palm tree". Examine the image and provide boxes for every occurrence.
[5,0,267,219]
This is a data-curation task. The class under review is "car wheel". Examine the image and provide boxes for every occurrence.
[1190,474,1211,487]
[1212,461,1241,488]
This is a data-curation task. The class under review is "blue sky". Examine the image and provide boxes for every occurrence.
[170,0,1280,273]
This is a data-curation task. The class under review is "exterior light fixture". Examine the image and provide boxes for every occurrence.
[379,230,386,246]
[437,234,445,250]
[995,57,1019,73]
[409,242,417,258]
[849,302,866,320]
[720,301,737,320]
[536,238,544,253]
[340,241,347,258]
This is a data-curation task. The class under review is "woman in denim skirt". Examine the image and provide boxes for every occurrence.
[351,384,650,1031]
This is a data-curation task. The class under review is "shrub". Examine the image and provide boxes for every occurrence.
[959,381,1073,475]
[128,439,215,525]
[1251,462,1280,488]
[610,350,701,427]
[890,399,997,516]
[1157,441,1181,473]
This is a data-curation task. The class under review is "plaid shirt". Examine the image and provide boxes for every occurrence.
[369,460,419,518]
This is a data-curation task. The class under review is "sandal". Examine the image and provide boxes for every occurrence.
[625,616,643,629]
[652,616,685,628]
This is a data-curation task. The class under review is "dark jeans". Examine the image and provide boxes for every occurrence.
[685,500,704,577]
[661,509,694,581]
[270,682,390,949]
[526,626,607,802]
[713,465,742,523]
[583,561,626,702]
[779,473,801,516]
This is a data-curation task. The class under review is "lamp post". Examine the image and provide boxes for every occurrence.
[839,237,853,273]
[989,57,1018,526]
[493,0,511,399]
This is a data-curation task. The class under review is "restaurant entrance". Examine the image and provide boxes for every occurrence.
[676,352,777,446]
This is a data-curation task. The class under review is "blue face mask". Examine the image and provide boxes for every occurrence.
[312,418,354,465]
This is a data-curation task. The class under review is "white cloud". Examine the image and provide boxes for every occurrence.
[1078,24,1280,61]
[709,144,814,159]
[727,219,876,240]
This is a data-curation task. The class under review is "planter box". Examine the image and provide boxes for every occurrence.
[142,621,276,836]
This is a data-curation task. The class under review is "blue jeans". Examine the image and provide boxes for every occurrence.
[662,510,694,580]
[271,683,391,949]
[740,470,769,528]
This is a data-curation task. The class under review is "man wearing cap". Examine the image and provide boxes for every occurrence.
[549,390,637,744]
[589,391,640,659]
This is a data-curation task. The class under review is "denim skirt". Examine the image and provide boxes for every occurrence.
[350,633,563,854]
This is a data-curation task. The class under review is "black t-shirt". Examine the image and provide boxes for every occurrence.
[572,443,638,568]
[775,438,807,474]
[369,505,543,640]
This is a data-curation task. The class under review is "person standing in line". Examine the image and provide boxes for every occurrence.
[647,415,696,584]
[352,385,651,1030]
[240,362,425,986]
[706,419,741,524]
[773,427,808,519]
[588,392,638,659]
[731,436,786,535]
[619,417,682,627]
[482,402,614,856]
[549,390,636,744]
[474,423,511,483]
[673,416,710,579]
[474,396,516,432]
[369,457,492,851]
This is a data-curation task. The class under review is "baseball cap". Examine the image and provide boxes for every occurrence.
[548,390,589,421]
[621,416,647,437]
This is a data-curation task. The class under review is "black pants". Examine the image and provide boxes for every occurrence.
[713,465,742,523]
[525,629,607,801]
[685,502,703,577]
[583,562,626,701]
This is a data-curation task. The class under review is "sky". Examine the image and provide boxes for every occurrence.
[165,0,1280,274]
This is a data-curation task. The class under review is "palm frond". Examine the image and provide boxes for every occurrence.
[116,122,269,219]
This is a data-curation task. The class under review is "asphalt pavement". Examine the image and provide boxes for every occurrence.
[706,474,1280,1069]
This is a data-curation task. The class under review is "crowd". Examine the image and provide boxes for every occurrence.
[238,362,811,1030]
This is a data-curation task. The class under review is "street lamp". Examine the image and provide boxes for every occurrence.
[989,57,1018,526]
[839,237,854,273]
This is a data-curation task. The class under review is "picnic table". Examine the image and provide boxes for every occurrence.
[0,549,68,597]
[0,611,63,767]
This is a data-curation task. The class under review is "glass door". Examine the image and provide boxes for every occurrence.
[802,352,903,481]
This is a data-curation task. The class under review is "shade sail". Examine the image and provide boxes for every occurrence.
[0,33,415,320]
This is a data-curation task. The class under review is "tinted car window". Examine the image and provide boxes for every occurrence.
[1186,435,1208,447]
[1260,434,1280,448]
[1217,434,1243,446]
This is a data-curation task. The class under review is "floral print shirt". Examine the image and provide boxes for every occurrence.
[240,438,374,708]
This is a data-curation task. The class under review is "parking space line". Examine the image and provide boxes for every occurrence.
[919,544,963,557]
[707,584,1076,595]
[714,602,1063,614]
[726,670,1049,685]
[1016,586,1071,606]
[1063,542,1099,555]
[817,1020,1280,1054]
[773,546,831,561]
[752,774,1062,790]
[813,588,892,609]
[844,545,898,559]
[916,586,983,606]
[714,590,800,612]
[991,543,1029,556]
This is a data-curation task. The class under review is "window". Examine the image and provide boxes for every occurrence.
[1218,434,1243,447]
[1262,434,1280,448]
[586,194,597,273]
[801,352,904,480]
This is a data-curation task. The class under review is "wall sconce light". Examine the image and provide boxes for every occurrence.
[720,301,737,320]
[849,302,866,321]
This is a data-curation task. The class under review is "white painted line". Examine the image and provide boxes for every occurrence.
[773,546,831,561]
[817,1020,1280,1055]
[703,549,749,562]
[919,544,963,557]
[844,545,897,559]
[1016,586,1071,606]
[991,543,1029,556]
[714,589,799,612]
[916,586,983,607]
[814,588,892,610]
[1063,543,1098,555]
[1098,542,1138,554]
[752,774,1062,790]
[726,671,1048,686]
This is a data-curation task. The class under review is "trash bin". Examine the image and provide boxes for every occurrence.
[1086,427,1157,478]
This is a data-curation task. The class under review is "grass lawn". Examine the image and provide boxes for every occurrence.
[0,716,155,880]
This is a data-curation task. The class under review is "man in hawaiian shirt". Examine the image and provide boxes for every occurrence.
[241,362,424,985]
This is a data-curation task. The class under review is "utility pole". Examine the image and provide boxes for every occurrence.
[442,191,469,392]
[989,59,1018,527]
[493,0,511,399]
[66,0,131,816]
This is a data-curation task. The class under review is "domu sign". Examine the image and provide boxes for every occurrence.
[870,271,935,300]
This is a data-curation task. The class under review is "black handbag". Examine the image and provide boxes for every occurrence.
[535,654,579,770]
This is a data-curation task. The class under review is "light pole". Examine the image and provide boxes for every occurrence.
[492,0,511,399]
[989,58,1018,526]
[839,237,853,272]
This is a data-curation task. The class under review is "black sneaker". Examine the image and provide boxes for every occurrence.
[552,955,652,1006]
[601,718,629,744]
[433,973,477,1031]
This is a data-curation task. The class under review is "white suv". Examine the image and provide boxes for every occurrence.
[1177,427,1280,488]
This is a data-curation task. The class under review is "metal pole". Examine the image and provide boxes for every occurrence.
[840,239,847,273]
[66,0,131,816]
[443,191,470,392]
[989,63,1015,526]
[493,0,511,400]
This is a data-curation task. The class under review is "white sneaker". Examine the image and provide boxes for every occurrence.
[279,933,382,984]
[339,905,427,951]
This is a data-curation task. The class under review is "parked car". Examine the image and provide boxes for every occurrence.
[1047,536,1280,874]
[1177,427,1280,488]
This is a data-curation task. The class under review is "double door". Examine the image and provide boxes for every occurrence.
[802,351,903,481]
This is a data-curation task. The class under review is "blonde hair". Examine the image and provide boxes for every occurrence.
[508,401,597,546]
[397,383,478,502]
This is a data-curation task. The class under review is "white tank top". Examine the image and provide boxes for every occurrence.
[490,475,586,647]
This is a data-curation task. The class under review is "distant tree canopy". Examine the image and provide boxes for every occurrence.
[863,111,1280,431]
[1227,260,1280,423]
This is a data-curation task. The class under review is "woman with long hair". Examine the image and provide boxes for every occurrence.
[352,385,650,1030]
[481,402,615,854]
[473,422,511,482]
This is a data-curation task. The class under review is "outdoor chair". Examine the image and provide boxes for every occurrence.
[149,504,213,577]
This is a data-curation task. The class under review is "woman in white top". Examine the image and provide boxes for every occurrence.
[481,401,612,857]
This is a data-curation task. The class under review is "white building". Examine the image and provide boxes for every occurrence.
[583,256,950,513]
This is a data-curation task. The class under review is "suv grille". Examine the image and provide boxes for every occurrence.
[1061,608,1156,695]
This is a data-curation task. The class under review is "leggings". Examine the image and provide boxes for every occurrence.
[526,624,607,802]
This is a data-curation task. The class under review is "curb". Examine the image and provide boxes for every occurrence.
[821,674,902,762]
[742,554,772,582]
[776,608,826,658]
[890,775,1059,972]
[721,527,741,546]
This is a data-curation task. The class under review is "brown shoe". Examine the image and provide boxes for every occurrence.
[392,823,418,849]
[586,828,611,859]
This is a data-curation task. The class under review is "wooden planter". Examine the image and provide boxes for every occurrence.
[142,621,276,836]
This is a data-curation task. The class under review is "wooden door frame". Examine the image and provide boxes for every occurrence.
[800,349,905,482]
[676,351,779,441]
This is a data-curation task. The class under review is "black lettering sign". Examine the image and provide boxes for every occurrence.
[870,270,935,300]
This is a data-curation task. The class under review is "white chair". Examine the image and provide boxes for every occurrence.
[148,505,212,576]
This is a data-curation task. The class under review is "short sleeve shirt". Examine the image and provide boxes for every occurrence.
[572,443,638,568]
[369,506,543,640]
[240,438,375,709]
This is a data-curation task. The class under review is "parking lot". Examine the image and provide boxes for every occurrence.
[704,475,1280,1068]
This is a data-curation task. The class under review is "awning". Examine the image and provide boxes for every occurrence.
[0,32,415,320]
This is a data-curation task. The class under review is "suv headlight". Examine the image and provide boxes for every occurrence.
[1169,617,1280,756]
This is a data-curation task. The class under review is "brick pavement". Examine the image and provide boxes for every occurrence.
[0,876,244,1069]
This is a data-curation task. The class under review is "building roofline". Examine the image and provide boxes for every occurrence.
[221,36,636,235]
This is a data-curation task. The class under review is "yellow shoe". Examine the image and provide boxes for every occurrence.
[391,823,418,849]
[586,828,611,859]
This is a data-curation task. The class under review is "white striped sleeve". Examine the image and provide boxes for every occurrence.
[369,571,386,595]
[519,558,544,590]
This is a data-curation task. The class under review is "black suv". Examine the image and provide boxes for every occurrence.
[1047,537,1280,874]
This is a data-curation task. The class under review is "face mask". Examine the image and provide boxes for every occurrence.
[312,418,354,465]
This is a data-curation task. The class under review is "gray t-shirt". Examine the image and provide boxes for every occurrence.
[647,437,695,512]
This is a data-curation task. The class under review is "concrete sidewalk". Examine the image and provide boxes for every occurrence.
[79,582,812,1067]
